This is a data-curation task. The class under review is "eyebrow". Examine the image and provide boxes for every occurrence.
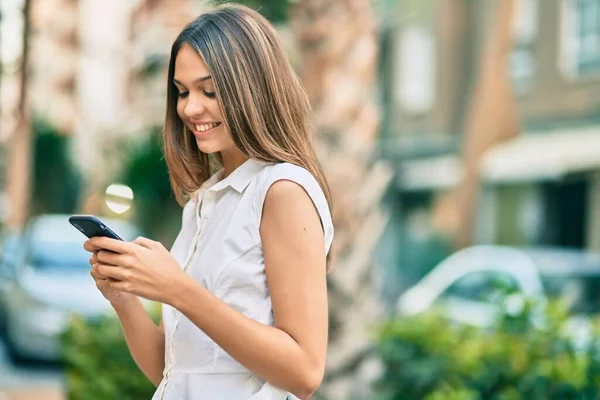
[173,75,212,87]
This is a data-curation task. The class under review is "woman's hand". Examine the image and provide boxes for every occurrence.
[89,252,136,307]
[87,242,137,308]
[83,236,189,305]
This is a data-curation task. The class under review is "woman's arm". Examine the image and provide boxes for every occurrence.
[113,298,165,386]
[87,180,328,398]
[172,180,328,399]
[87,245,166,387]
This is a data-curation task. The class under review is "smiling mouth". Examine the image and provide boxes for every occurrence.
[193,122,221,134]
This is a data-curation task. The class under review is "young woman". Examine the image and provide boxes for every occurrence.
[84,4,334,399]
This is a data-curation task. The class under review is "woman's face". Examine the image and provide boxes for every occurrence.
[174,44,235,155]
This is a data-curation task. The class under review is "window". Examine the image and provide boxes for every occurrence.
[543,276,600,314]
[560,0,600,79]
[510,0,538,92]
[395,24,436,114]
[540,179,589,248]
[443,271,521,302]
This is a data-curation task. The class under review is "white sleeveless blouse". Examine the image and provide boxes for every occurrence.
[152,159,334,400]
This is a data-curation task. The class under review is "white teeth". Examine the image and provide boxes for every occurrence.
[194,123,219,132]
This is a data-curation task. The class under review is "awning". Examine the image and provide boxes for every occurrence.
[398,155,463,191]
[481,125,600,183]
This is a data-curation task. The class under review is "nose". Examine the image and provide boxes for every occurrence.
[182,92,207,119]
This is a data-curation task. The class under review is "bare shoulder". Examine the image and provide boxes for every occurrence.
[260,179,322,233]
[264,179,310,204]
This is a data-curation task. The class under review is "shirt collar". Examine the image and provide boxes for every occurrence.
[206,158,268,193]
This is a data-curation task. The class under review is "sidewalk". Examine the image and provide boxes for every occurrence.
[0,387,64,400]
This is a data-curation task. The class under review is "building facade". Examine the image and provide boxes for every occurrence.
[479,0,600,252]
[377,0,600,299]
[0,0,204,227]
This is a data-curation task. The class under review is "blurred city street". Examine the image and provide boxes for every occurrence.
[3,0,600,398]
[0,338,64,400]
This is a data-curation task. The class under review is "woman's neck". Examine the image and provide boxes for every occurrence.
[220,149,249,178]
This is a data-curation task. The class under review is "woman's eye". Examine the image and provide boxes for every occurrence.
[204,91,216,99]
[176,91,189,98]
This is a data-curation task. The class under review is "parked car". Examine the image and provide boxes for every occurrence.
[0,214,141,362]
[396,245,600,333]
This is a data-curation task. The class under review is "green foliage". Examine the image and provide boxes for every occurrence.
[213,0,290,23]
[424,384,479,400]
[61,304,161,400]
[374,298,600,400]
[31,118,81,215]
[119,127,182,245]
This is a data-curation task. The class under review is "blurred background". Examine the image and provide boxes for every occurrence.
[2,0,600,399]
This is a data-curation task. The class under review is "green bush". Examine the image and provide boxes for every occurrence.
[61,303,161,400]
[374,298,600,400]
[119,127,182,246]
[212,0,290,23]
[32,117,81,216]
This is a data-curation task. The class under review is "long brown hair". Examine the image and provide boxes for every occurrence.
[163,3,332,215]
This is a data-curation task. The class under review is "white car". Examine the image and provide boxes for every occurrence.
[396,245,544,327]
[0,214,142,362]
[396,245,600,331]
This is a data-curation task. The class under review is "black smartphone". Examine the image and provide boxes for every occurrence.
[68,215,123,241]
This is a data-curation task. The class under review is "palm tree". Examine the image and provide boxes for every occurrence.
[454,0,519,248]
[0,2,5,228]
[290,1,393,398]
[5,0,32,230]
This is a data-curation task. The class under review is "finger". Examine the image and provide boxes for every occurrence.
[89,237,132,254]
[96,263,128,281]
[89,253,98,265]
[106,277,121,287]
[90,264,107,280]
[94,277,109,288]
[96,249,125,266]
[84,240,104,253]
[105,278,118,293]
[95,278,119,295]
[132,236,156,250]
[107,279,133,294]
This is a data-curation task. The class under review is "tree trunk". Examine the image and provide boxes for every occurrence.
[290,1,393,398]
[454,0,519,248]
[6,0,33,230]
